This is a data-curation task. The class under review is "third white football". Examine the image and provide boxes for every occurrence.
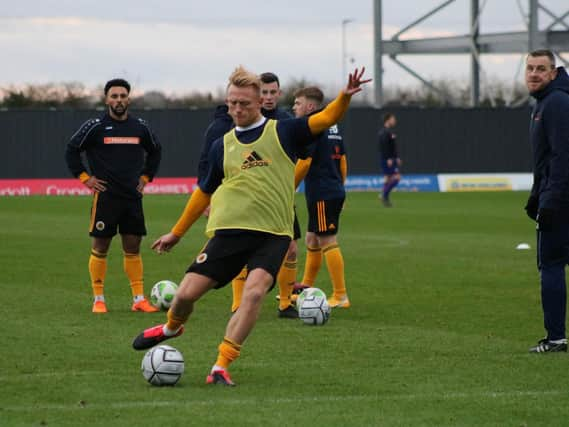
[141,344,184,386]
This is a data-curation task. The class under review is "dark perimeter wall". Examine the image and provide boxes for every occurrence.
[0,107,532,179]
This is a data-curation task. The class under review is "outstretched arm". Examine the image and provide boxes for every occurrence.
[171,187,212,236]
[308,67,372,135]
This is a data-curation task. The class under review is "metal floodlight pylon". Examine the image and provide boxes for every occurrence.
[373,0,569,107]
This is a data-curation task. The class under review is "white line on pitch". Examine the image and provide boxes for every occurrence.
[1,390,564,413]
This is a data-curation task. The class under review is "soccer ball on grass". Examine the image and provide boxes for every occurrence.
[141,345,184,386]
[150,280,178,310]
[297,287,331,325]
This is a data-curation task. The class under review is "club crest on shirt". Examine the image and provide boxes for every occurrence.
[331,145,342,160]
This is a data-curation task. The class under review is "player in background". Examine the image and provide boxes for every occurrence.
[524,49,569,353]
[259,72,293,121]
[132,66,371,386]
[231,71,301,318]
[65,78,161,313]
[378,112,401,207]
[198,105,234,187]
[293,87,350,308]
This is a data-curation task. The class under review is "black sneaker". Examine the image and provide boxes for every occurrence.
[529,338,568,353]
[278,305,299,319]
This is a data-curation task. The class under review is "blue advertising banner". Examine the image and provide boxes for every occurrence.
[297,174,440,193]
[345,175,439,192]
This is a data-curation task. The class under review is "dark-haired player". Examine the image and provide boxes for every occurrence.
[65,78,161,313]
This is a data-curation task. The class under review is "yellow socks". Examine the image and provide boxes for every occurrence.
[165,308,187,334]
[215,337,242,369]
[277,260,297,310]
[124,252,144,298]
[89,249,107,298]
[322,243,346,297]
[231,267,247,312]
[302,245,322,286]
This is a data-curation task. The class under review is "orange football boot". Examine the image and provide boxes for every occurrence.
[131,299,159,313]
[92,301,108,313]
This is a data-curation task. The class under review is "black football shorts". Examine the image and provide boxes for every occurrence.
[186,231,291,289]
[89,191,146,237]
[306,198,344,236]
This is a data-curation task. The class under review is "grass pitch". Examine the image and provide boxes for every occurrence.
[1,191,567,426]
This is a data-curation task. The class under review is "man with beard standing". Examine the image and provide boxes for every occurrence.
[65,78,162,314]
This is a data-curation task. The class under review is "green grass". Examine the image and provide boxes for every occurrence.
[0,191,567,426]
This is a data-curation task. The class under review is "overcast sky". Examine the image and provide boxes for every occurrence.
[1,0,568,95]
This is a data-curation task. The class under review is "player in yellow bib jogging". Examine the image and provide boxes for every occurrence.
[132,66,371,386]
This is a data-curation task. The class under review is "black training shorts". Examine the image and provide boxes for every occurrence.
[186,231,291,289]
[89,191,146,237]
[306,198,344,236]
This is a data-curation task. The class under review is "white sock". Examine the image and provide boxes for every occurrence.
[94,295,105,303]
[162,325,181,337]
[550,338,567,344]
[133,295,145,303]
[211,364,225,373]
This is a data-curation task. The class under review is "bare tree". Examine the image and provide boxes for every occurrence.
[0,77,530,109]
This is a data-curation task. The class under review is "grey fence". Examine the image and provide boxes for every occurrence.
[0,107,532,179]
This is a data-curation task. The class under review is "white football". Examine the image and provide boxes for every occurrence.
[150,280,178,310]
[141,345,184,386]
[297,287,331,326]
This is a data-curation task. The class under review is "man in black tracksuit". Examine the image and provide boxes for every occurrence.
[524,49,569,353]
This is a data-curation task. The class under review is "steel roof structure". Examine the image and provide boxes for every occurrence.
[373,0,569,106]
